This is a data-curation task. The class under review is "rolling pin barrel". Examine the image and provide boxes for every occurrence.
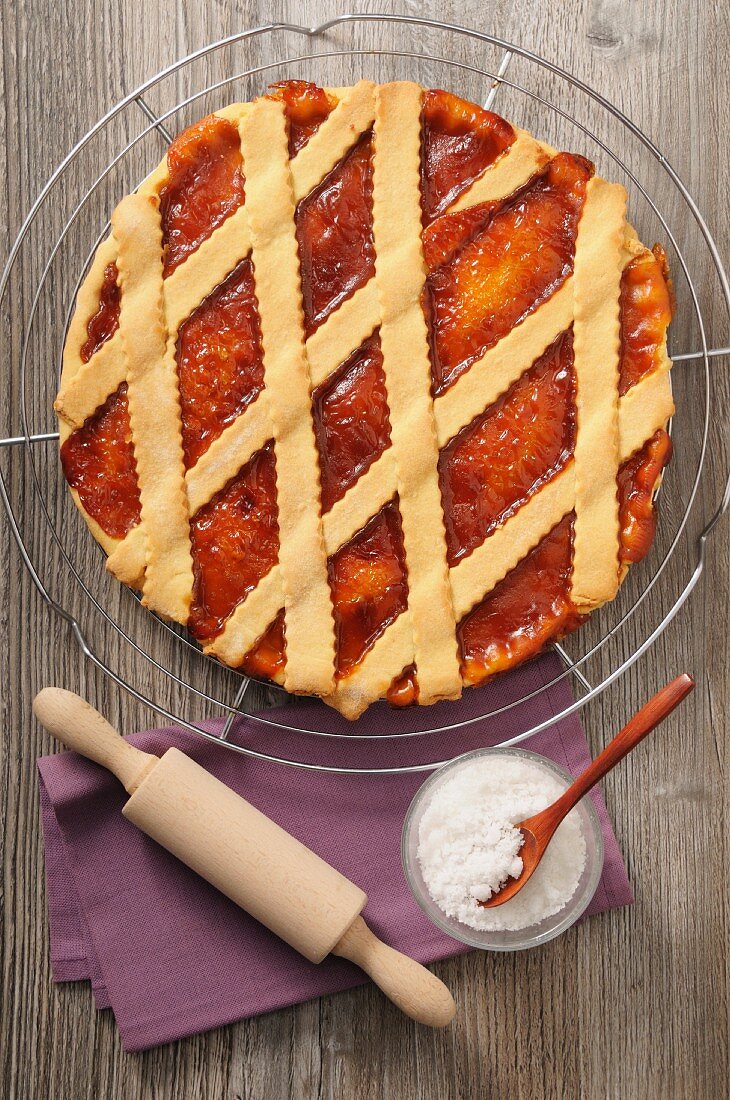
[124,748,366,963]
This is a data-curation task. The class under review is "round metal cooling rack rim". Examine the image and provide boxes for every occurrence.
[14,43,716,738]
[15,41,706,734]
[0,13,727,772]
[25,52,726,679]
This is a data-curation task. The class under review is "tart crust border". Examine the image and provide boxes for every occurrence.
[56,81,675,718]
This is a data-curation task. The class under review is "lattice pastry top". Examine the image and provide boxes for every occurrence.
[57,80,674,719]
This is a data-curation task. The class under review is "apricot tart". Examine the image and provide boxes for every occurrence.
[56,80,674,719]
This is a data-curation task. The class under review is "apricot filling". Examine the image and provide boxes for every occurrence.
[80,262,121,363]
[297,133,375,336]
[313,334,390,512]
[420,89,515,222]
[177,258,265,469]
[241,609,286,683]
[267,80,336,156]
[618,430,672,565]
[425,152,592,395]
[159,115,246,276]
[329,502,408,679]
[439,331,576,566]
[188,444,279,642]
[619,244,673,395]
[60,385,141,540]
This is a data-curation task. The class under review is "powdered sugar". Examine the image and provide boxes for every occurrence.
[417,755,586,932]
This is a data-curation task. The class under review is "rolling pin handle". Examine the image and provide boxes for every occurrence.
[332,915,456,1028]
[33,687,159,794]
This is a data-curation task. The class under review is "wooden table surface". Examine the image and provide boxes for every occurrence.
[1,1,728,1096]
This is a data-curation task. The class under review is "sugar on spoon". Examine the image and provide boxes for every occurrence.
[480,673,695,909]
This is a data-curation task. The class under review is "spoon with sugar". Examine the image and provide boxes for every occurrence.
[480,673,695,909]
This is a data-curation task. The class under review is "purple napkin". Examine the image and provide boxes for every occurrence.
[37,652,632,1051]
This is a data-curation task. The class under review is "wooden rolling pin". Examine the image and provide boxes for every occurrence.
[33,688,456,1028]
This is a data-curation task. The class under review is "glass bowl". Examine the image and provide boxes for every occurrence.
[401,746,605,951]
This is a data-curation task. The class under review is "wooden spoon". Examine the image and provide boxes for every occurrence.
[479,673,695,909]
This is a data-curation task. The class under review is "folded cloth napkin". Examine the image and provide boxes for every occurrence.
[37,652,632,1051]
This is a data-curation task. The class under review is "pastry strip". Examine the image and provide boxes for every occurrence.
[112,194,193,621]
[107,523,146,588]
[321,450,398,556]
[290,81,376,199]
[56,239,124,429]
[326,613,413,721]
[185,392,273,517]
[570,178,627,611]
[450,467,575,621]
[618,366,674,459]
[449,129,551,212]
[206,567,283,667]
[57,236,118,392]
[370,81,461,706]
[434,279,575,448]
[239,98,336,696]
[307,280,381,389]
[164,207,252,333]
[56,335,127,432]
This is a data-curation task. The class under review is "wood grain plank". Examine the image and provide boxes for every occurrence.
[0,0,727,1097]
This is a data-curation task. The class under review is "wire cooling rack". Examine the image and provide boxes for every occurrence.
[1,13,728,773]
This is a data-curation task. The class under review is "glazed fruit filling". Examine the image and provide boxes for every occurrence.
[80,262,121,363]
[425,152,592,395]
[458,514,584,684]
[420,89,515,222]
[328,502,408,679]
[619,244,673,395]
[618,430,672,564]
[241,609,286,682]
[176,258,265,469]
[386,665,419,708]
[60,385,141,539]
[66,81,674,702]
[188,444,279,641]
[268,80,336,156]
[313,333,390,512]
[439,331,576,566]
[159,115,246,276]
[297,133,375,336]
